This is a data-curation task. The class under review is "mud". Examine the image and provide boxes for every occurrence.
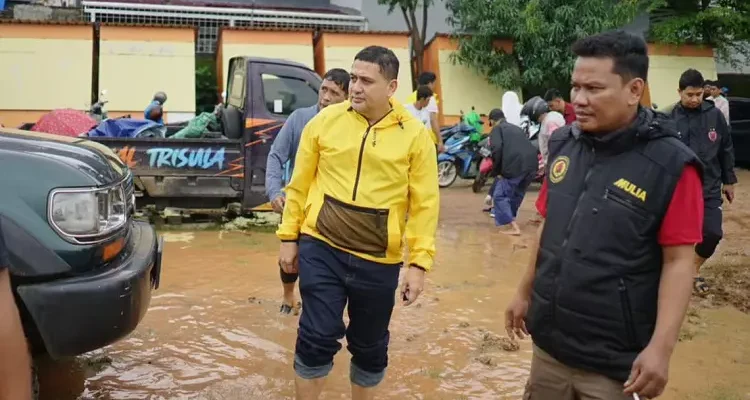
[37,172,750,399]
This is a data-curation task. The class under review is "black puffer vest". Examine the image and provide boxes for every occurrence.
[527,109,702,382]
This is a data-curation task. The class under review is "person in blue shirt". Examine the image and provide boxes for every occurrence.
[265,68,350,314]
[144,91,167,124]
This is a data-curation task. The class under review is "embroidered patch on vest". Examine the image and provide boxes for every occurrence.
[613,178,647,201]
[549,156,570,184]
[708,128,718,142]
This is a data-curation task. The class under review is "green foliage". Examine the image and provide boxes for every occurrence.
[377,0,434,14]
[378,0,435,84]
[195,57,218,114]
[446,0,642,89]
[647,0,750,68]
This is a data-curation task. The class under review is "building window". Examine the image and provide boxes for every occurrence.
[261,74,318,116]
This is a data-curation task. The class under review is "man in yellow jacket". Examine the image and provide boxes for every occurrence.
[277,45,439,400]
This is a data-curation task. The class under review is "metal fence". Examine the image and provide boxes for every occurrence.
[82,1,368,54]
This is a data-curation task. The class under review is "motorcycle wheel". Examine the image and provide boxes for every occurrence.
[437,160,458,188]
[472,172,488,193]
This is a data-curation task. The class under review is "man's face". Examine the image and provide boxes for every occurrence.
[318,78,347,109]
[679,86,704,109]
[349,60,397,115]
[570,57,644,134]
[710,85,722,98]
[547,98,565,113]
[415,96,430,109]
[426,81,436,91]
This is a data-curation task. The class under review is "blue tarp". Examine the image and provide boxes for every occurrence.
[87,118,166,138]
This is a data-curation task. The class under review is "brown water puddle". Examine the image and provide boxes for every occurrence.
[38,174,750,399]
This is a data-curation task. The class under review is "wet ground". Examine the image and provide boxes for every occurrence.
[38,171,750,400]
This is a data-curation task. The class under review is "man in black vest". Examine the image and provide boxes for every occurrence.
[669,69,737,294]
[505,30,705,399]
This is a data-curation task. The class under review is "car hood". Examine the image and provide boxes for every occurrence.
[0,128,127,186]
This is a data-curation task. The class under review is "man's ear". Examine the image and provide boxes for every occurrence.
[387,79,398,98]
[628,78,646,107]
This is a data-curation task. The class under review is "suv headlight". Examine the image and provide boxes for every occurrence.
[49,185,127,241]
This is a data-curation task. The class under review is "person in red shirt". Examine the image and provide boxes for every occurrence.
[544,88,577,125]
[506,31,704,400]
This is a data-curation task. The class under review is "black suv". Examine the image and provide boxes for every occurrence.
[0,127,162,360]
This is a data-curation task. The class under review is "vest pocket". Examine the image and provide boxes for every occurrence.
[618,279,638,349]
[604,189,648,218]
[315,194,389,258]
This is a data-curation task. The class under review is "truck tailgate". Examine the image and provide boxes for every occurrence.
[90,137,245,201]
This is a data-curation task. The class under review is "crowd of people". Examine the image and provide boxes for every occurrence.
[0,27,738,400]
[262,28,737,400]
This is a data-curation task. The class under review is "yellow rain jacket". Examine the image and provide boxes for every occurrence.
[277,100,439,271]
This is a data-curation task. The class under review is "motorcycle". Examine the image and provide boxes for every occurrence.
[440,121,475,143]
[520,115,545,183]
[437,128,485,188]
[471,139,492,193]
[470,115,543,193]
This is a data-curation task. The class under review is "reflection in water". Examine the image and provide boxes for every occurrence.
[37,188,546,399]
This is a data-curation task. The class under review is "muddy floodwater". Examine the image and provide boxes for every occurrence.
[38,171,750,400]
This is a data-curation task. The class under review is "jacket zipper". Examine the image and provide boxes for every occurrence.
[351,110,393,202]
[619,278,638,348]
[554,148,596,324]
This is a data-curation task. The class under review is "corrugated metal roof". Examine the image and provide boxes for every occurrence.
[88,0,354,14]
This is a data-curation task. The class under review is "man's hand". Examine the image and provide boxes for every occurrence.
[437,143,445,153]
[271,195,286,214]
[401,266,426,306]
[723,184,735,204]
[279,241,299,274]
[623,343,671,398]
[505,292,530,340]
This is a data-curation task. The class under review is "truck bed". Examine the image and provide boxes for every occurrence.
[91,136,246,209]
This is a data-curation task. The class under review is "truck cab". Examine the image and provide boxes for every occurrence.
[91,57,322,214]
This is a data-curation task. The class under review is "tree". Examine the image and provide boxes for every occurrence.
[378,0,434,88]
[647,0,750,68]
[445,0,642,90]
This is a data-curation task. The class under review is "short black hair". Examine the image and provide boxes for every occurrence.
[489,108,504,121]
[679,69,705,90]
[323,68,350,93]
[354,46,399,81]
[571,30,649,82]
[543,89,563,102]
[417,72,437,85]
[416,85,433,101]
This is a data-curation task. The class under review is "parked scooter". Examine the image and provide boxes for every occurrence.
[519,103,545,183]
[437,127,485,188]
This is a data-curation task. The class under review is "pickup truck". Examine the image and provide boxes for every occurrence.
[90,56,322,214]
